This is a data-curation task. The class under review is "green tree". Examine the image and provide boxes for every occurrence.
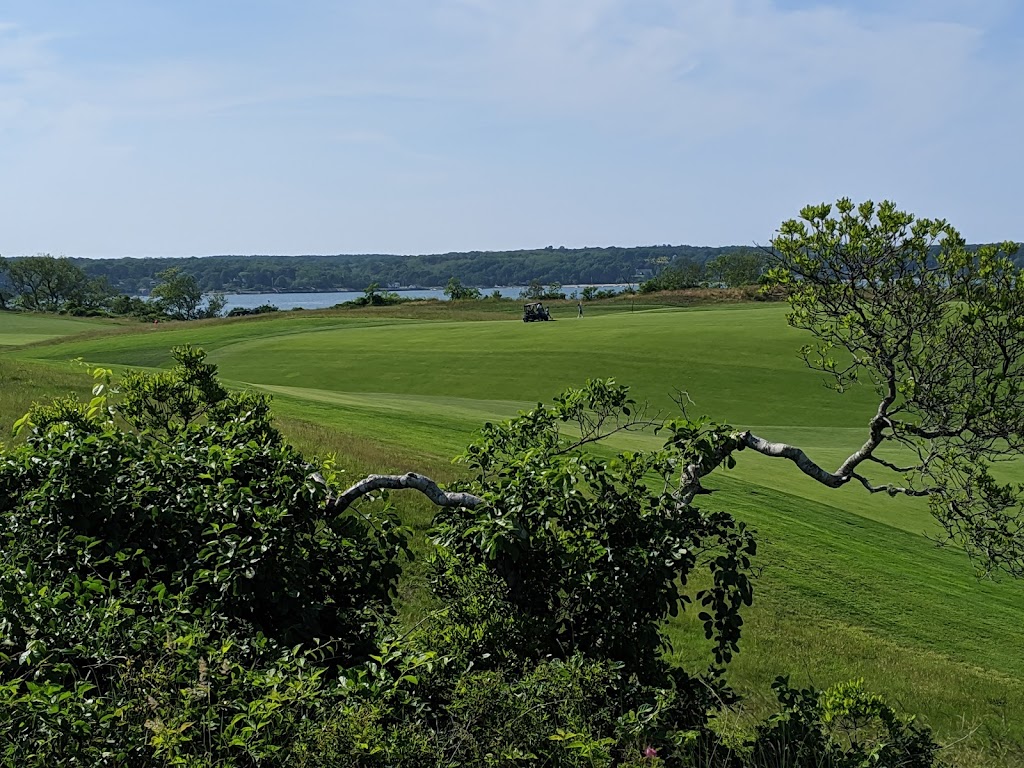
[705,249,767,287]
[1,254,91,311]
[0,258,14,309]
[519,278,545,300]
[429,379,754,676]
[0,348,409,762]
[151,267,223,319]
[639,260,705,293]
[443,276,481,300]
[658,199,1024,577]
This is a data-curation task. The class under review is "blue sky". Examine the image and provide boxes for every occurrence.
[1,0,1021,257]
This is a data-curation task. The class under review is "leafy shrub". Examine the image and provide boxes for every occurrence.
[640,261,705,293]
[432,379,755,678]
[294,653,712,767]
[519,280,567,301]
[744,677,940,767]
[0,347,408,763]
[0,349,941,765]
[581,286,623,300]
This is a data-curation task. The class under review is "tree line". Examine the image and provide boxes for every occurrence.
[0,246,775,321]
[60,244,750,294]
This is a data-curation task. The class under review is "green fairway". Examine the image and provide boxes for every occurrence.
[9,302,1024,766]
[0,311,123,347]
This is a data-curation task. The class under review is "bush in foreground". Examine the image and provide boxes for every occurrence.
[0,346,940,765]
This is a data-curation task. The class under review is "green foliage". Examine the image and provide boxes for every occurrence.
[0,342,945,765]
[581,285,623,301]
[0,618,333,766]
[297,652,721,767]
[640,260,705,292]
[705,250,768,288]
[432,379,755,675]
[69,245,745,295]
[443,276,482,300]
[151,267,225,320]
[106,292,163,319]
[227,303,280,317]
[767,198,1024,575]
[0,347,409,762]
[350,282,406,306]
[6,347,408,649]
[746,677,940,767]
[0,254,112,312]
[519,279,567,300]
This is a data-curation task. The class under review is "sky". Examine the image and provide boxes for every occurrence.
[1,0,1021,257]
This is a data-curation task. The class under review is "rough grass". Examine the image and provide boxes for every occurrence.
[5,302,1024,767]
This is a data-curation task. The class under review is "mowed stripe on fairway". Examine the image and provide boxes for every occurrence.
[196,307,875,425]
[10,305,981,540]
[0,312,123,347]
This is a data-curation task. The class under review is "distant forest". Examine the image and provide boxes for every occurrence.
[69,245,750,294]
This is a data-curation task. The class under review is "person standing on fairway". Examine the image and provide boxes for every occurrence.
[577,300,584,318]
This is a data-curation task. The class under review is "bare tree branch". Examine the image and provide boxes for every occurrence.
[850,473,935,497]
[865,455,924,474]
[323,473,485,514]
[669,422,935,506]
[735,431,847,488]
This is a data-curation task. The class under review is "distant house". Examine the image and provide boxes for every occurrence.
[633,269,654,281]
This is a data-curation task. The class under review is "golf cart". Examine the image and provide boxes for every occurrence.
[523,302,552,322]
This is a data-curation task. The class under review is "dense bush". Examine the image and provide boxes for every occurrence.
[0,349,940,765]
[581,285,624,300]
[0,347,407,763]
[434,380,755,676]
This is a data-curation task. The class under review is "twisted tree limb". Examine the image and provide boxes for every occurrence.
[676,425,932,505]
[735,431,848,487]
[323,472,484,514]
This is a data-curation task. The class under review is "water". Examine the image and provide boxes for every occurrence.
[219,285,629,313]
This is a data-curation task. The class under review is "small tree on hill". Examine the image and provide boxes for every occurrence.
[151,267,225,319]
[443,276,481,300]
[705,249,767,287]
[639,259,705,293]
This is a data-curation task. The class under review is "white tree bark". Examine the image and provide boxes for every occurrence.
[324,472,484,514]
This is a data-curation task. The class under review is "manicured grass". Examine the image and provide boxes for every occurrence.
[7,301,1024,766]
[0,311,124,347]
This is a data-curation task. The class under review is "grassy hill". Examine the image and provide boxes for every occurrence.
[4,303,1024,766]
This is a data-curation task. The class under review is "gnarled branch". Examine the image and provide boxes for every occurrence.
[735,431,848,487]
[676,425,934,505]
[323,472,484,514]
